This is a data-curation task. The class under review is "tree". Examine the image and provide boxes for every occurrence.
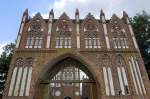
[0,42,15,98]
[0,43,15,68]
[131,11,150,79]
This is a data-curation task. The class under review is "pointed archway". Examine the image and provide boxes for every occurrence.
[35,53,102,99]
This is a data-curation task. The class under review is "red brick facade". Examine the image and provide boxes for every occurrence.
[2,9,150,99]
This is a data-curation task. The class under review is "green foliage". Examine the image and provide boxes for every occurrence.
[0,43,15,68]
[131,11,150,78]
[0,43,15,97]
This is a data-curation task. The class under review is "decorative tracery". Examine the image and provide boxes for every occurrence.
[84,20,100,48]
[111,17,129,49]
[55,20,72,48]
[15,58,24,67]
[8,57,34,97]
[25,13,44,48]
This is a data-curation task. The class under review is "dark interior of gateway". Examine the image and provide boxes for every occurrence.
[38,58,98,99]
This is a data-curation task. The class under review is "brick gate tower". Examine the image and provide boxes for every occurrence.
[2,9,150,99]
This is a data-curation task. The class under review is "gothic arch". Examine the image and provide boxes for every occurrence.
[82,13,99,27]
[55,12,73,29]
[28,13,47,33]
[114,54,130,95]
[35,52,102,99]
[81,13,101,49]
[25,13,47,48]
[39,53,101,83]
[29,13,46,27]
[109,14,129,49]
[53,13,74,48]
[110,14,126,36]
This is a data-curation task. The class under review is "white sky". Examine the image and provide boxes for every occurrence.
[0,42,9,55]
[41,0,150,19]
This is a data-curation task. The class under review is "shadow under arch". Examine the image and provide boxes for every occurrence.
[35,52,102,99]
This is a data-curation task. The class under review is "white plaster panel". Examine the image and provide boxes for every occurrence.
[14,67,23,96]
[129,59,139,94]
[131,56,143,94]
[19,67,28,96]
[103,67,110,96]
[25,67,32,96]
[108,67,115,95]
[117,67,125,95]
[8,67,18,96]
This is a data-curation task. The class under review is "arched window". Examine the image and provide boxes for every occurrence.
[116,55,129,95]
[128,56,146,95]
[25,14,44,48]
[8,58,24,96]
[84,23,100,48]
[8,57,34,97]
[55,21,72,48]
[20,57,33,96]
[101,55,115,96]
[111,20,129,49]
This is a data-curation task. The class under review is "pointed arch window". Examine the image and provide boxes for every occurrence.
[128,56,146,95]
[84,24,100,48]
[8,58,24,96]
[111,20,129,49]
[101,55,115,96]
[25,15,44,48]
[8,57,34,97]
[55,22,72,48]
[116,56,129,95]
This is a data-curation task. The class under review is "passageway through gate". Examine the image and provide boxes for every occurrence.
[38,57,98,99]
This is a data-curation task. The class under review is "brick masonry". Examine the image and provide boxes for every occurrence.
[2,9,150,99]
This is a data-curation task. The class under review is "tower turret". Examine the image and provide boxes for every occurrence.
[75,8,79,23]
[100,9,106,23]
[123,11,138,49]
[46,9,54,48]
[16,9,29,48]
[75,8,80,48]
[100,9,110,49]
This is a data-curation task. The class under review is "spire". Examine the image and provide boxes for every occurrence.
[75,8,79,15]
[123,11,130,24]
[100,9,106,23]
[100,9,105,16]
[23,8,28,15]
[49,9,54,20]
[88,12,92,16]
[75,8,79,22]
[112,13,117,17]
[22,8,28,22]
[50,9,54,15]
[123,11,128,18]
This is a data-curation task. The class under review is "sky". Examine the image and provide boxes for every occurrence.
[0,0,150,54]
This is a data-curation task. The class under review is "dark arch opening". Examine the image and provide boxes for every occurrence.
[64,96,72,99]
[46,57,95,81]
[37,55,98,99]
